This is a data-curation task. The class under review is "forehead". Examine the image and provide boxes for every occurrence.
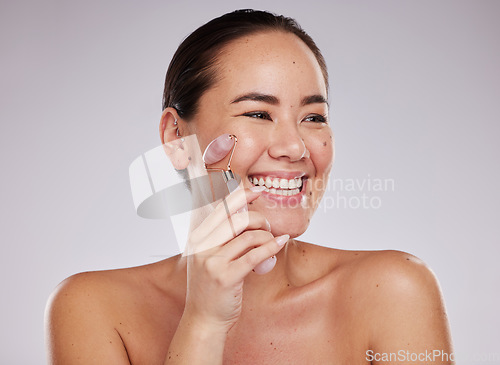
[208,31,327,101]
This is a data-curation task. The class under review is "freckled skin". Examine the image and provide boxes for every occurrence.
[186,31,333,238]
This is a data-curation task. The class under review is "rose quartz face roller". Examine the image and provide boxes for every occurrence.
[203,134,239,192]
[202,134,235,165]
[202,134,277,275]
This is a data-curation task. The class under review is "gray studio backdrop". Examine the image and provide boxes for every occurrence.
[1,0,499,363]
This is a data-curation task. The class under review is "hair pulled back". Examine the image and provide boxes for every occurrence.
[162,9,328,120]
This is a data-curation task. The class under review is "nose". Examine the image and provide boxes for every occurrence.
[268,123,310,162]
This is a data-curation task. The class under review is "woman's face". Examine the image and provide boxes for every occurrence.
[187,31,334,237]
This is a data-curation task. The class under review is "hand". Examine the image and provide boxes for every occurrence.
[183,186,289,333]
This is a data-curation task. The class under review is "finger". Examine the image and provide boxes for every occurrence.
[211,186,265,223]
[189,187,265,241]
[229,234,290,280]
[188,211,271,255]
[217,230,275,261]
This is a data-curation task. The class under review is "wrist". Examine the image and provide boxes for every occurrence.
[166,312,228,364]
[180,310,231,338]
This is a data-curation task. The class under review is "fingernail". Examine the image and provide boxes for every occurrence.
[275,234,290,246]
[250,185,266,193]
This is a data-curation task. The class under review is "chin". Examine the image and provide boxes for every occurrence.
[267,214,309,238]
[250,193,313,237]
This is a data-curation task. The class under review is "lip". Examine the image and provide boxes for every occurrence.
[245,172,308,207]
[247,171,307,179]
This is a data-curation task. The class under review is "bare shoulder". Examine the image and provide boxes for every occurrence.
[302,243,448,322]
[344,249,437,285]
[330,249,444,310]
[47,259,171,311]
[45,269,134,363]
[333,249,453,357]
[296,242,433,284]
[292,243,440,298]
[45,257,182,364]
[306,246,453,359]
[348,249,443,304]
[50,266,135,301]
[46,257,183,324]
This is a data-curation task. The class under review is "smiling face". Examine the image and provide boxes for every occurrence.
[186,31,334,237]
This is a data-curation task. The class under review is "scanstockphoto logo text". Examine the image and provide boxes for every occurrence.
[366,349,500,363]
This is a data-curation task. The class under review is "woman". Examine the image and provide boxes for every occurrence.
[46,9,453,364]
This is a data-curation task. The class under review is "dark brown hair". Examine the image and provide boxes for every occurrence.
[162,9,328,120]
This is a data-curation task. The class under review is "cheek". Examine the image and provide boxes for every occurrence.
[309,131,334,174]
[305,131,334,208]
[227,128,266,174]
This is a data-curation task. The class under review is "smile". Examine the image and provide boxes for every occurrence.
[248,175,306,197]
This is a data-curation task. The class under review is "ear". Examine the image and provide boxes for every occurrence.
[159,108,191,170]
[159,107,182,144]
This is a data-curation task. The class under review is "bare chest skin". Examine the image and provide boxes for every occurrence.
[222,277,370,365]
[114,247,372,365]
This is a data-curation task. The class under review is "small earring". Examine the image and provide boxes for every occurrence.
[174,118,181,137]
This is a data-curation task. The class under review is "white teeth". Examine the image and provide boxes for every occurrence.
[249,175,304,196]
[265,176,272,188]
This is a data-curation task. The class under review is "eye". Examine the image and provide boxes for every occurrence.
[303,114,328,124]
[242,111,272,121]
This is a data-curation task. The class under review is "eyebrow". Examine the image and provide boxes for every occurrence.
[230,93,279,105]
[230,92,328,107]
[301,94,328,107]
